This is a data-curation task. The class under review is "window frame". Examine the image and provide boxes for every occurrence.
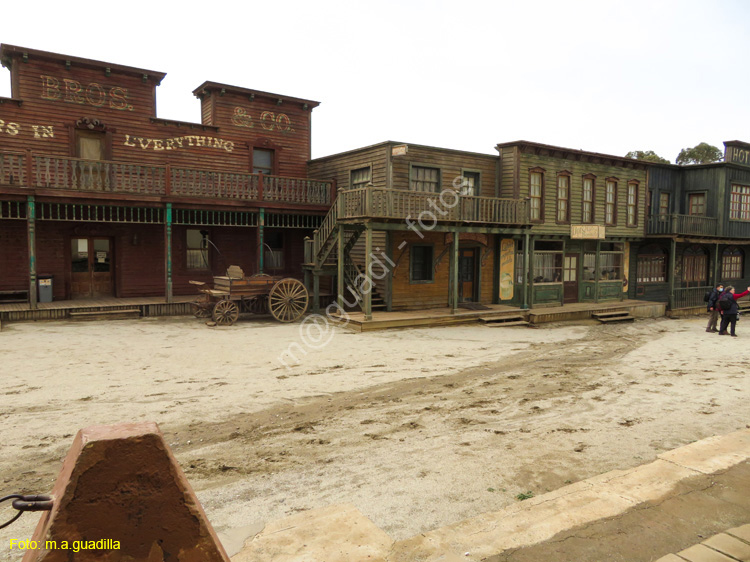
[556,171,571,224]
[350,165,372,190]
[581,173,596,224]
[636,245,667,284]
[528,167,545,223]
[730,184,750,221]
[687,192,707,216]
[721,246,744,279]
[604,177,618,226]
[409,244,435,284]
[186,228,210,271]
[626,180,639,227]
[659,192,670,219]
[409,164,441,193]
[460,169,482,197]
[682,245,708,287]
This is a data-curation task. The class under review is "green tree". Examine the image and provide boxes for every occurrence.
[625,150,670,164]
[675,143,723,165]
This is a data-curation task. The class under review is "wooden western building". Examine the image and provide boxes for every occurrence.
[0,45,332,307]
[631,140,750,311]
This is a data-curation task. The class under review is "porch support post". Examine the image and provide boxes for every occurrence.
[313,273,320,314]
[668,238,677,310]
[594,240,601,303]
[27,195,37,309]
[713,243,720,286]
[165,203,173,304]
[560,237,567,306]
[364,224,373,320]
[522,232,530,310]
[385,230,393,311]
[258,208,265,274]
[451,229,460,314]
[337,226,345,310]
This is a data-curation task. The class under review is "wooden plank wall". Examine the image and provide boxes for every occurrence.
[509,150,648,238]
[390,146,497,196]
[307,144,388,188]
[0,221,28,292]
[390,231,494,310]
[0,53,313,179]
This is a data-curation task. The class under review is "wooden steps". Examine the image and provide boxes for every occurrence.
[592,310,635,323]
[479,315,529,327]
[69,309,142,321]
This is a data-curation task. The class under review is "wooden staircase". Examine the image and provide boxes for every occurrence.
[592,310,635,323]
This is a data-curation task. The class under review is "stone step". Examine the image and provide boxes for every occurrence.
[596,315,635,323]
[69,309,141,321]
[479,315,526,324]
[592,310,631,319]
[484,320,530,327]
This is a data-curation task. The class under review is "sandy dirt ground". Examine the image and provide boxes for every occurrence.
[1,314,749,560]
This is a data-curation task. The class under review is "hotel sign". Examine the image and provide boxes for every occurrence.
[725,145,750,167]
[571,225,605,239]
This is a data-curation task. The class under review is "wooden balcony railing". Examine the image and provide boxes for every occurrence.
[672,285,713,309]
[647,214,718,237]
[0,150,333,207]
[339,186,529,225]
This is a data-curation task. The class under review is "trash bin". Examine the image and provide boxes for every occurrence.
[38,275,53,303]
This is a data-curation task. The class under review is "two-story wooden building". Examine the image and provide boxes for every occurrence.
[0,45,333,308]
[631,140,750,311]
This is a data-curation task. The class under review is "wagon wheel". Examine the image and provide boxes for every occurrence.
[212,299,240,326]
[268,278,309,323]
[243,296,268,315]
[191,295,212,318]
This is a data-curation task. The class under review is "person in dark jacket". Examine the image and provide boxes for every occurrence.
[706,283,724,332]
[718,285,750,336]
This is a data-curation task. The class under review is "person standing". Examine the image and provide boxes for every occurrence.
[718,285,750,337]
[706,283,724,332]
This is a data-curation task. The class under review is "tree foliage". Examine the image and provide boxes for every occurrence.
[625,150,670,164]
[675,143,723,165]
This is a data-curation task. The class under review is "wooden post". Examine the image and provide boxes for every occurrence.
[336,226,345,310]
[451,230,459,314]
[385,230,393,312]
[27,195,37,309]
[713,243,720,286]
[329,178,337,207]
[165,203,173,304]
[364,224,373,320]
[594,240,601,303]
[668,238,677,311]
[257,171,265,202]
[258,208,265,274]
[313,274,320,314]
[523,234,531,310]
[560,237,566,307]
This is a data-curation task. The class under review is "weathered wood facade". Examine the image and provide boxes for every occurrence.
[630,140,750,310]
[0,45,331,306]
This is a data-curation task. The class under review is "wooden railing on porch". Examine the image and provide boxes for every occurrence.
[672,285,712,309]
[339,186,529,225]
[647,214,718,237]
[0,150,334,207]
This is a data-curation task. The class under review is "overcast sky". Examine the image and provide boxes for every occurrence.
[1,0,747,162]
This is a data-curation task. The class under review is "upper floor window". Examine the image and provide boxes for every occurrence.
[627,181,638,227]
[253,148,274,175]
[529,169,544,222]
[556,172,570,223]
[582,175,595,224]
[410,166,440,192]
[605,179,617,225]
[688,193,706,216]
[351,166,371,189]
[722,246,744,279]
[461,170,481,196]
[659,192,670,218]
[730,184,750,221]
[76,130,106,161]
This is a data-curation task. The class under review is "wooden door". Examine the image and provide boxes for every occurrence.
[71,238,113,298]
[563,254,578,303]
[458,248,478,302]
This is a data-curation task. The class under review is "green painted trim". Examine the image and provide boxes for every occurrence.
[165,203,173,304]
[27,196,37,309]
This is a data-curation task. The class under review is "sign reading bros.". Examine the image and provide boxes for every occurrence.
[40,74,134,111]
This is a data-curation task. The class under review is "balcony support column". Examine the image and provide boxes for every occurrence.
[164,203,173,304]
[594,240,601,303]
[713,243,720,286]
[385,230,393,312]
[521,232,530,310]
[364,224,373,321]
[451,229,460,314]
[313,273,320,314]
[27,195,37,309]
[668,238,677,310]
[258,208,265,274]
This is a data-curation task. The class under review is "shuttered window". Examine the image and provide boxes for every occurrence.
[659,192,670,218]
[689,193,706,216]
[557,174,570,223]
[582,177,594,223]
[529,171,543,222]
[683,246,708,286]
[605,180,617,225]
[627,182,638,227]
[351,166,372,189]
[410,166,440,192]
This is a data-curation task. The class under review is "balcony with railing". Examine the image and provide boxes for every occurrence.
[647,214,719,237]
[338,186,529,225]
[0,150,334,208]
